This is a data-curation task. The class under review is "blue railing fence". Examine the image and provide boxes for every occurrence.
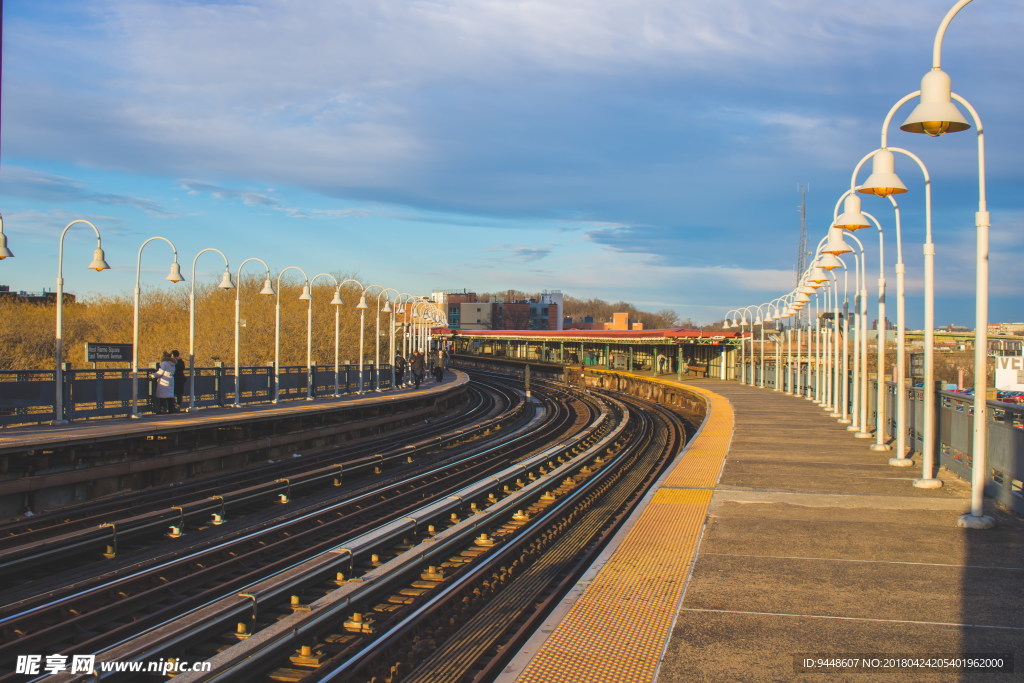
[0,363,393,426]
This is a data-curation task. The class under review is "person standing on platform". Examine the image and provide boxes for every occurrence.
[394,354,407,387]
[410,350,425,389]
[171,349,186,410]
[152,351,176,414]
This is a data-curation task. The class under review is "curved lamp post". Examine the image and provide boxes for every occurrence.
[831,196,888,448]
[188,248,234,411]
[723,308,746,381]
[856,146,939,475]
[53,220,110,424]
[838,187,906,460]
[273,266,311,403]
[131,237,184,418]
[232,258,275,408]
[898,0,991,527]
[358,283,389,392]
[310,273,345,397]
[377,289,399,390]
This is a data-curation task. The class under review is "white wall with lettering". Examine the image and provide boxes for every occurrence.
[995,356,1024,391]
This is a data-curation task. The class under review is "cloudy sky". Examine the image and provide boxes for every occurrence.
[1,0,1021,326]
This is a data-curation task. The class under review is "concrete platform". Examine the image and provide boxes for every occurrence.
[504,374,1023,682]
[659,379,1023,682]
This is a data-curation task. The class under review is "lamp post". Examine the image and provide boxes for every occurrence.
[834,196,891,448]
[131,237,184,418]
[897,0,990,524]
[0,214,13,259]
[188,248,234,411]
[723,309,745,381]
[865,148,939,477]
[824,226,869,434]
[355,291,369,393]
[273,266,311,403]
[53,220,110,424]
[378,289,399,389]
[311,273,344,398]
[837,189,905,458]
[737,307,756,384]
[232,258,275,408]
[359,284,388,392]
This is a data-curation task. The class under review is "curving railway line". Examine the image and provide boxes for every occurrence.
[0,367,695,682]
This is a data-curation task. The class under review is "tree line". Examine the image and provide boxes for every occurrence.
[0,275,388,371]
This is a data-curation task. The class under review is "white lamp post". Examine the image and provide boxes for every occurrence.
[232,258,275,408]
[898,0,991,527]
[188,248,234,411]
[855,159,913,468]
[273,266,311,403]
[131,237,184,418]
[311,273,344,398]
[865,144,940,482]
[378,289,398,389]
[53,220,110,424]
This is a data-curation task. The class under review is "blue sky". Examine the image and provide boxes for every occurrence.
[1,0,1021,326]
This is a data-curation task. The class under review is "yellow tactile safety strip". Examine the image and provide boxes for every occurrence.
[515,377,733,683]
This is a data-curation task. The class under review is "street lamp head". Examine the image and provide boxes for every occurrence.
[833,194,870,231]
[858,149,907,197]
[298,284,312,301]
[382,300,393,313]
[817,253,843,270]
[0,231,12,260]
[822,227,854,255]
[722,319,732,329]
[330,289,343,306]
[356,294,369,310]
[88,247,111,271]
[166,261,185,283]
[260,278,275,296]
[899,68,970,137]
[218,268,235,289]
[807,266,828,283]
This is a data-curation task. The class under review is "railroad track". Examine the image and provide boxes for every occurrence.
[0,378,488,551]
[0,381,513,589]
[34,371,692,683]
[0,373,603,682]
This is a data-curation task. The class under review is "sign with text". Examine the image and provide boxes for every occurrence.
[86,343,133,363]
[995,355,1024,391]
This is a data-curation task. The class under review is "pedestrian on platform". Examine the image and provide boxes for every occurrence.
[410,350,425,389]
[171,349,186,410]
[152,351,176,414]
[394,354,407,387]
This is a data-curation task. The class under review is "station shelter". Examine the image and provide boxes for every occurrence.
[434,328,743,380]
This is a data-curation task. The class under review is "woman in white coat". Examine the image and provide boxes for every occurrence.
[152,351,177,414]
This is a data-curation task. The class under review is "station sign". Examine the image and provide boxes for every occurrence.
[86,343,133,363]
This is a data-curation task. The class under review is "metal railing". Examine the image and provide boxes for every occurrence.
[0,363,393,427]
[740,358,1024,515]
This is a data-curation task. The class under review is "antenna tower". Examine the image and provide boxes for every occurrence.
[795,184,808,285]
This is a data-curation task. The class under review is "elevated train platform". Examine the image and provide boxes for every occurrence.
[499,369,1023,682]
[4,348,1022,679]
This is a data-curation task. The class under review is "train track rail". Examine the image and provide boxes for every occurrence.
[0,379,487,552]
[43,371,691,683]
[0,382,510,587]
[0,373,605,682]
